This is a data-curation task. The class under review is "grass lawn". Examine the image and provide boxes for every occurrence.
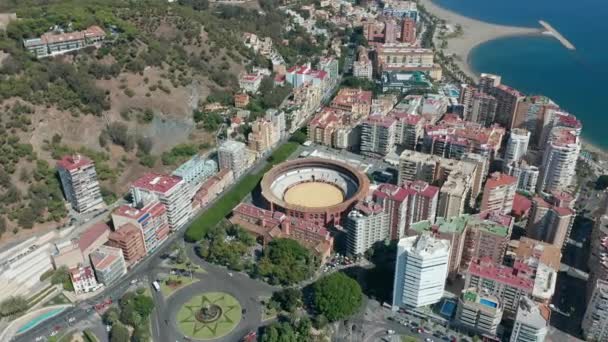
[170,262,206,274]
[83,329,99,342]
[176,292,242,340]
[43,293,71,307]
[261,305,277,321]
[401,337,417,342]
[185,142,299,242]
[160,275,198,298]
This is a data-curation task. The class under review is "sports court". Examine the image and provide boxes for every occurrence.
[283,182,344,208]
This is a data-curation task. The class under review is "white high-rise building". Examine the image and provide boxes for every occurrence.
[510,297,550,342]
[57,154,104,213]
[538,127,580,194]
[582,279,608,341]
[505,160,539,193]
[345,202,390,256]
[392,234,450,309]
[218,140,248,178]
[504,128,530,166]
[131,173,192,230]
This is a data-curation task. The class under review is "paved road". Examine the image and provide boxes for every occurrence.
[149,246,277,342]
[11,135,299,342]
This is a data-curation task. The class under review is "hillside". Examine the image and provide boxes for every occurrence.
[0,0,323,242]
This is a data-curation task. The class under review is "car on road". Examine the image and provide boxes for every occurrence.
[387,330,395,335]
[68,317,75,323]
[50,330,58,337]
[35,336,44,341]
[425,338,434,342]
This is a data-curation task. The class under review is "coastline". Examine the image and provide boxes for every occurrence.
[418,0,541,81]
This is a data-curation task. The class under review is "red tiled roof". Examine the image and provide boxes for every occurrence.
[512,194,532,217]
[364,115,396,128]
[132,173,183,194]
[373,183,408,202]
[56,154,93,171]
[485,172,517,189]
[79,222,110,252]
[468,258,534,291]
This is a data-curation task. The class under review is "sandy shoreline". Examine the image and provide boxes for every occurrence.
[418,0,541,81]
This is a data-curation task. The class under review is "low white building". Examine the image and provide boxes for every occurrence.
[69,265,101,294]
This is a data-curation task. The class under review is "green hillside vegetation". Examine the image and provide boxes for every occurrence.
[0,0,321,233]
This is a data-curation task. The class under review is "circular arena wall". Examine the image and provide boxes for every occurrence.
[260,158,369,226]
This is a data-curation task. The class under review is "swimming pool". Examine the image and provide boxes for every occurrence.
[17,308,65,334]
[480,298,498,308]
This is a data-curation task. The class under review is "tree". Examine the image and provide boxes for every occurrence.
[110,322,130,342]
[133,294,154,318]
[271,288,302,313]
[596,175,608,190]
[313,273,363,321]
[103,307,120,325]
[289,130,307,144]
[253,238,316,285]
[0,296,29,317]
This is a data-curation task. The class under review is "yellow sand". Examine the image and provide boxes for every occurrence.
[283,182,344,208]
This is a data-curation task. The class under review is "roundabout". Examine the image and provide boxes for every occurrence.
[176,292,242,340]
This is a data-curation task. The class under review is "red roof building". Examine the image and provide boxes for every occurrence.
[230,203,334,263]
[57,154,104,213]
[79,222,110,258]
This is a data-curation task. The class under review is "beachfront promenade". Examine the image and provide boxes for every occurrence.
[539,20,575,50]
[419,0,541,79]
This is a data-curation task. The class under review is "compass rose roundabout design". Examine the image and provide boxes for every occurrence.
[176,292,242,340]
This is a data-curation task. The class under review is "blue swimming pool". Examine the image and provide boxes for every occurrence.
[439,300,456,317]
[480,298,498,308]
[17,308,65,334]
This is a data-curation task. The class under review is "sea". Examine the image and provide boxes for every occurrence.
[433,0,608,149]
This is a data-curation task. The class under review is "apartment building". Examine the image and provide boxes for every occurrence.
[107,223,147,265]
[463,91,497,127]
[582,279,608,341]
[465,258,556,314]
[360,115,397,157]
[504,128,531,166]
[375,44,442,80]
[422,114,505,159]
[330,88,373,121]
[353,47,373,80]
[56,154,104,213]
[527,195,575,249]
[372,181,438,240]
[455,288,503,336]
[218,140,248,178]
[345,201,390,256]
[112,202,170,254]
[538,126,580,194]
[481,172,517,214]
[239,73,263,93]
[248,117,278,153]
[90,245,127,286]
[23,25,106,58]
[398,150,480,218]
[69,266,100,294]
[479,74,525,129]
[192,169,234,211]
[392,234,450,309]
[392,111,425,150]
[510,297,550,342]
[505,160,539,193]
[131,173,192,230]
[172,155,218,194]
[410,212,512,277]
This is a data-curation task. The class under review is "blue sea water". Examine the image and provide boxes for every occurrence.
[433,0,608,148]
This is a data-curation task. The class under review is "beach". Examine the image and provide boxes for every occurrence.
[418,0,541,80]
